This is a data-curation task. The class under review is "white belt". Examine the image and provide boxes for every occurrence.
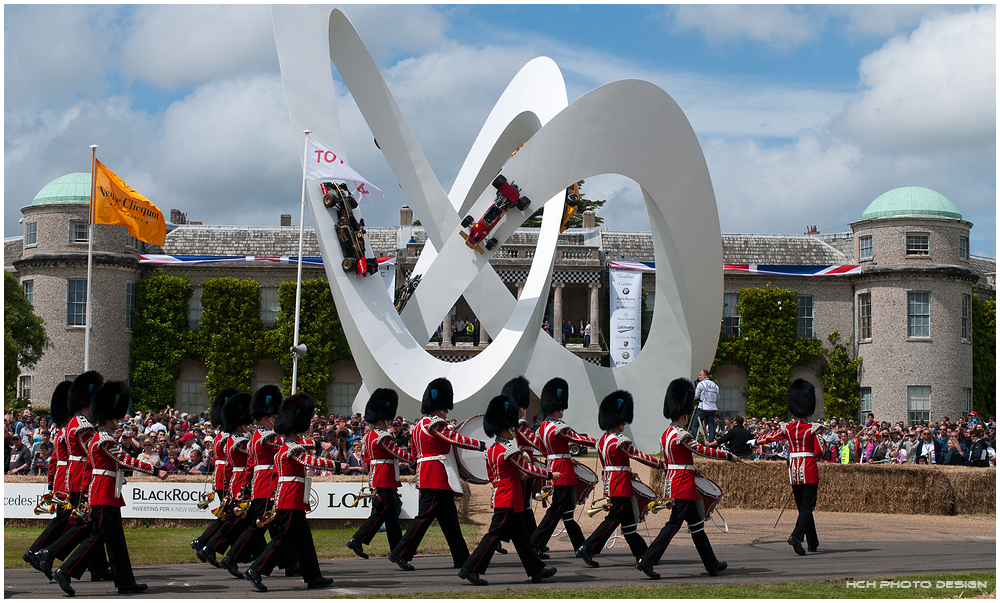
[278,476,305,483]
[232,467,247,472]
[369,459,394,465]
[603,466,632,472]
[370,458,401,483]
[254,464,273,470]
[69,455,85,462]
[215,460,227,466]
[277,476,311,504]
[92,469,117,477]
[667,464,697,471]
[790,452,815,458]
[547,454,572,459]
[57,461,68,467]
[93,468,125,497]
[417,454,447,463]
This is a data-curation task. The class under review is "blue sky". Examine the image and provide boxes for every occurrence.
[5,4,996,257]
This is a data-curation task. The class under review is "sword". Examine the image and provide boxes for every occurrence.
[773,491,794,529]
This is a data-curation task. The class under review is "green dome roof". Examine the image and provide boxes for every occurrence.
[32,173,91,205]
[861,186,961,220]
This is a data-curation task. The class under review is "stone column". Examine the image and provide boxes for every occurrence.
[442,310,452,347]
[588,282,601,349]
[515,281,525,300]
[552,282,564,344]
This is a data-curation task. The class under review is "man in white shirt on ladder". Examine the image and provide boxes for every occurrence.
[692,370,719,444]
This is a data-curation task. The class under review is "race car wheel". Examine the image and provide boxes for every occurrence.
[566,193,580,207]
[515,196,531,211]
[461,215,474,228]
[349,196,359,209]
[492,174,507,189]
[485,238,499,251]
[323,193,335,208]
[367,259,379,275]
[342,258,355,272]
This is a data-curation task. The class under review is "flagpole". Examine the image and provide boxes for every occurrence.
[291,130,310,394]
[84,145,98,372]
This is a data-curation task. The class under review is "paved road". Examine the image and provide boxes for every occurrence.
[5,538,994,598]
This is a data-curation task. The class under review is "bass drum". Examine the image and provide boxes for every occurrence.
[632,479,656,522]
[695,475,724,518]
[573,463,598,505]
[454,414,489,484]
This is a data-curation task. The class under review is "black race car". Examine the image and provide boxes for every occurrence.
[322,181,378,276]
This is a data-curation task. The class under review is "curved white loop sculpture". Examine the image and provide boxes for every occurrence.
[274,7,722,451]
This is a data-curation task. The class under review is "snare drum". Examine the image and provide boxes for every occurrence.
[695,475,724,518]
[454,415,489,484]
[631,479,656,521]
[573,463,598,505]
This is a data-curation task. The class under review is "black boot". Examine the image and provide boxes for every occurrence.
[220,556,242,579]
[346,539,369,559]
[575,545,599,568]
[708,560,728,576]
[531,567,557,583]
[458,568,488,586]
[36,548,54,581]
[118,583,148,595]
[54,568,75,597]
[244,568,267,592]
[636,560,660,580]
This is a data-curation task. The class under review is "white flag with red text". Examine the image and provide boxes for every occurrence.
[305,136,384,203]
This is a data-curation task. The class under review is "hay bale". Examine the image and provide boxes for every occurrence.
[945,466,997,514]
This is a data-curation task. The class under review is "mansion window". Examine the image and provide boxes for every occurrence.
[177,381,207,415]
[261,287,280,328]
[126,282,138,330]
[722,292,739,336]
[717,387,740,421]
[70,220,89,243]
[859,235,872,260]
[906,233,929,256]
[907,292,930,338]
[18,375,31,402]
[67,279,87,326]
[907,386,930,424]
[330,382,357,417]
[188,285,202,330]
[962,388,972,415]
[25,221,37,245]
[961,294,971,341]
[858,292,872,340]
[860,387,872,420]
[797,295,813,338]
[959,236,969,260]
[22,280,33,306]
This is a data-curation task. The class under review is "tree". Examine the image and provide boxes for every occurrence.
[522,180,606,228]
[5,270,51,408]
[972,294,996,417]
[129,273,194,412]
[818,332,862,419]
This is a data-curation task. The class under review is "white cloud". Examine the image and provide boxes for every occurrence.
[345,5,451,65]
[120,5,277,89]
[832,7,996,153]
[670,5,822,50]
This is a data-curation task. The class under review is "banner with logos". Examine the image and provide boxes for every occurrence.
[609,266,645,367]
[4,481,418,520]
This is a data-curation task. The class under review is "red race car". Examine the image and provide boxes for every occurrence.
[321,181,378,276]
[460,174,531,253]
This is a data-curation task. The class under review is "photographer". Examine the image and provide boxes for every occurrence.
[708,415,753,459]
[31,441,52,475]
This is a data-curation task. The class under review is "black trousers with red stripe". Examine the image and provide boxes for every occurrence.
[38,492,109,573]
[195,489,227,545]
[464,507,545,577]
[530,484,584,551]
[391,488,469,566]
[29,504,71,553]
[351,487,403,550]
[640,498,719,571]
[225,498,288,564]
[791,483,819,549]
[59,505,135,588]
[250,509,322,583]
[500,479,537,545]
[583,495,647,557]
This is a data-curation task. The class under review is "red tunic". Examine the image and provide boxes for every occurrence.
[662,425,730,500]
[274,440,339,511]
[249,427,283,500]
[756,420,823,485]
[49,427,67,494]
[538,418,596,487]
[365,427,415,489]
[64,414,96,494]
[487,439,549,509]
[598,431,661,498]
[227,434,251,499]
[212,432,230,492]
[411,415,483,490]
[514,420,543,463]
[87,431,156,507]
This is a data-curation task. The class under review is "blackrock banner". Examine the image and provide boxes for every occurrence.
[609,266,643,367]
[4,481,418,520]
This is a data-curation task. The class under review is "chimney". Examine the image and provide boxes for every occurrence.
[170,209,182,224]
[805,225,820,235]
[400,205,413,226]
[280,214,292,227]
[582,210,596,229]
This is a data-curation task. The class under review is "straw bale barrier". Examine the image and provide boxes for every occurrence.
[5,474,471,528]
[646,460,994,515]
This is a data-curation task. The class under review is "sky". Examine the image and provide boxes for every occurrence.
[4,4,996,258]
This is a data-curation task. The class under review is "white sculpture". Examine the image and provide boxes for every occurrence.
[272,6,722,452]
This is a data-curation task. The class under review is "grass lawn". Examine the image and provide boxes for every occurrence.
[5,524,480,569]
[374,572,995,599]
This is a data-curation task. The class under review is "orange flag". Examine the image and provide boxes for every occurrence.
[92,159,166,246]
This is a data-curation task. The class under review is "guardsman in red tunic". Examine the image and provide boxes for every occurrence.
[503,376,544,538]
[459,395,559,586]
[202,392,254,566]
[388,378,486,571]
[347,388,416,558]
[529,378,597,556]
[24,381,73,572]
[192,387,239,563]
[53,381,168,597]
[580,390,663,565]
[755,379,823,555]
[35,372,112,582]
[636,378,742,580]
[245,393,336,592]
[221,385,289,577]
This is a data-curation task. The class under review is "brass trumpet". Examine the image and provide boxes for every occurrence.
[196,491,215,510]
[69,499,91,524]
[212,495,231,518]
[645,498,672,514]
[586,497,611,517]
[532,485,553,502]
[348,486,378,508]
[34,493,56,515]
[232,500,251,518]
[256,509,277,528]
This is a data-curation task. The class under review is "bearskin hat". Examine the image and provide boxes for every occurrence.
[663,378,695,421]
[787,379,816,419]
[68,371,103,414]
[598,390,634,431]
[88,381,131,426]
[483,395,520,438]
[211,387,239,428]
[221,393,252,433]
[274,393,315,437]
[49,381,73,428]
[250,385,283,420]
[501,376,531,410]
[364,388,398,424]
[539,378,569,416]
[421,377,454,415]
